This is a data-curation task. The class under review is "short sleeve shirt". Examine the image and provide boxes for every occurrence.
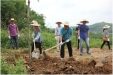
[60,27,73,41]
[55,26,62,36]
[78,25,89,39]
[8,24,18,36]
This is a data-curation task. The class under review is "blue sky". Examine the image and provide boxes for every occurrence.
[26,0,112,28]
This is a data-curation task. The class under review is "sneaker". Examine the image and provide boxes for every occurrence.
[60,58,64,60]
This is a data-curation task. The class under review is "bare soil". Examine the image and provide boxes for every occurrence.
[2,48,112,74]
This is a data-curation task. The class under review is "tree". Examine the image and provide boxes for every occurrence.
[1,0,46,30]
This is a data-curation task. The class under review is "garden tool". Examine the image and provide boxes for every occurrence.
[95,54,112,67]
[76,37,78,50]
[43,41,66,59]
[32,39,39,59]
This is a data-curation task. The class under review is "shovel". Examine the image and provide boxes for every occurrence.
[95,54,112,67]
[43,42,66,59]
[32,40,39,59]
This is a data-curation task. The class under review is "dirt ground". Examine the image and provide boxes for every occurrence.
[3,47,112,74]
[23,47,112,74]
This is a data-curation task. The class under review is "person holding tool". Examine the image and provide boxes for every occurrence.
[60,21,73,60]
[75,22,82,50]
[31,20,43,54]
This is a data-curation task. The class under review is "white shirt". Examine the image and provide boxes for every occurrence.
[55,26,62,36]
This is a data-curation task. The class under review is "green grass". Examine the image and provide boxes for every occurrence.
[1,57,27,74]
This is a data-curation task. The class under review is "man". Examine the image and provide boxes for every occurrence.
[78,19,91,55]
[8,18,20,49]
[75,22,82,50]
[60,21,73,60]
[55,21,62,52]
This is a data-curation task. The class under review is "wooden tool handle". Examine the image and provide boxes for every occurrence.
[44,42,66,52]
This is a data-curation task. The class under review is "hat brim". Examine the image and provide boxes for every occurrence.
[56,22,62,24]
[31,24,40,26]
[8,20,16,22]
[64,24,69,26]
[103,26,110,28]
[81,21,89,23]
[76,24,81,25]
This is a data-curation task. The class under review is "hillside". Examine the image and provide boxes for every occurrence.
[71,22,112,33]
[89,22,112,33]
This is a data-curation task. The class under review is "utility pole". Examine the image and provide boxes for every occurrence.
[27,0,31,64]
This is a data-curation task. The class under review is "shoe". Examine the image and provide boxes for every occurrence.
[80,54,82,56]
[16,47,19,50]
[60,58,64,60]
[69,56,75,60]
[87,53,91,55]
[76,49,79,50]
[109,48,112,50]
[100,48,103,50]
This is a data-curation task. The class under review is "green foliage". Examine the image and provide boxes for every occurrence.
[1,29,112,49]
[30,10,46,27]
[1,0,27,30]
[71,22,112,33]
[1,57,27,74]
[1,0,45,30]
[89,22,112,33]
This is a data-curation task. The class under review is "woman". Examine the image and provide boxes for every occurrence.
[31,20,43,54]
[100,25,111,50]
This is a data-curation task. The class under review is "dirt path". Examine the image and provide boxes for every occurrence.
[46,47,112,62]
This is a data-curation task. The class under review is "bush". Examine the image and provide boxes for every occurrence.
[1,29,112,49]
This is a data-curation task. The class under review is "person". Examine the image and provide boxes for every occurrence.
[78,19,91,55]
[31,20,43,54]
[8,18,20,49]
[100,25,111,50]
[60,21,73,60]
[75,22,82,50]
[55,21,62,52]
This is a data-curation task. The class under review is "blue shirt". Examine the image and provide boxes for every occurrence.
[60,27,73,41]
[78,25,89,39]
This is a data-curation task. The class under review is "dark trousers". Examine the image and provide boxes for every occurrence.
[31,42,42,54]
[100,41,111,49]
[10,35,18,49]
[60,40,73,58]
[77,39,80,49]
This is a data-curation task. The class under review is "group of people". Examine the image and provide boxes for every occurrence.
[54,19,91,60]
[8,18,111,60]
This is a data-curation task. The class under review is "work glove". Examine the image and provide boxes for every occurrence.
[107,38,110,41]
[32,33,34,38]
[8,36,11,39]
[88,38,90,41]
[55,36,57,40]
[18,34,20,37]
[60,41,63,45]
[78,36,80,39]
[65,39,70,42]
[33,39,35,42]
